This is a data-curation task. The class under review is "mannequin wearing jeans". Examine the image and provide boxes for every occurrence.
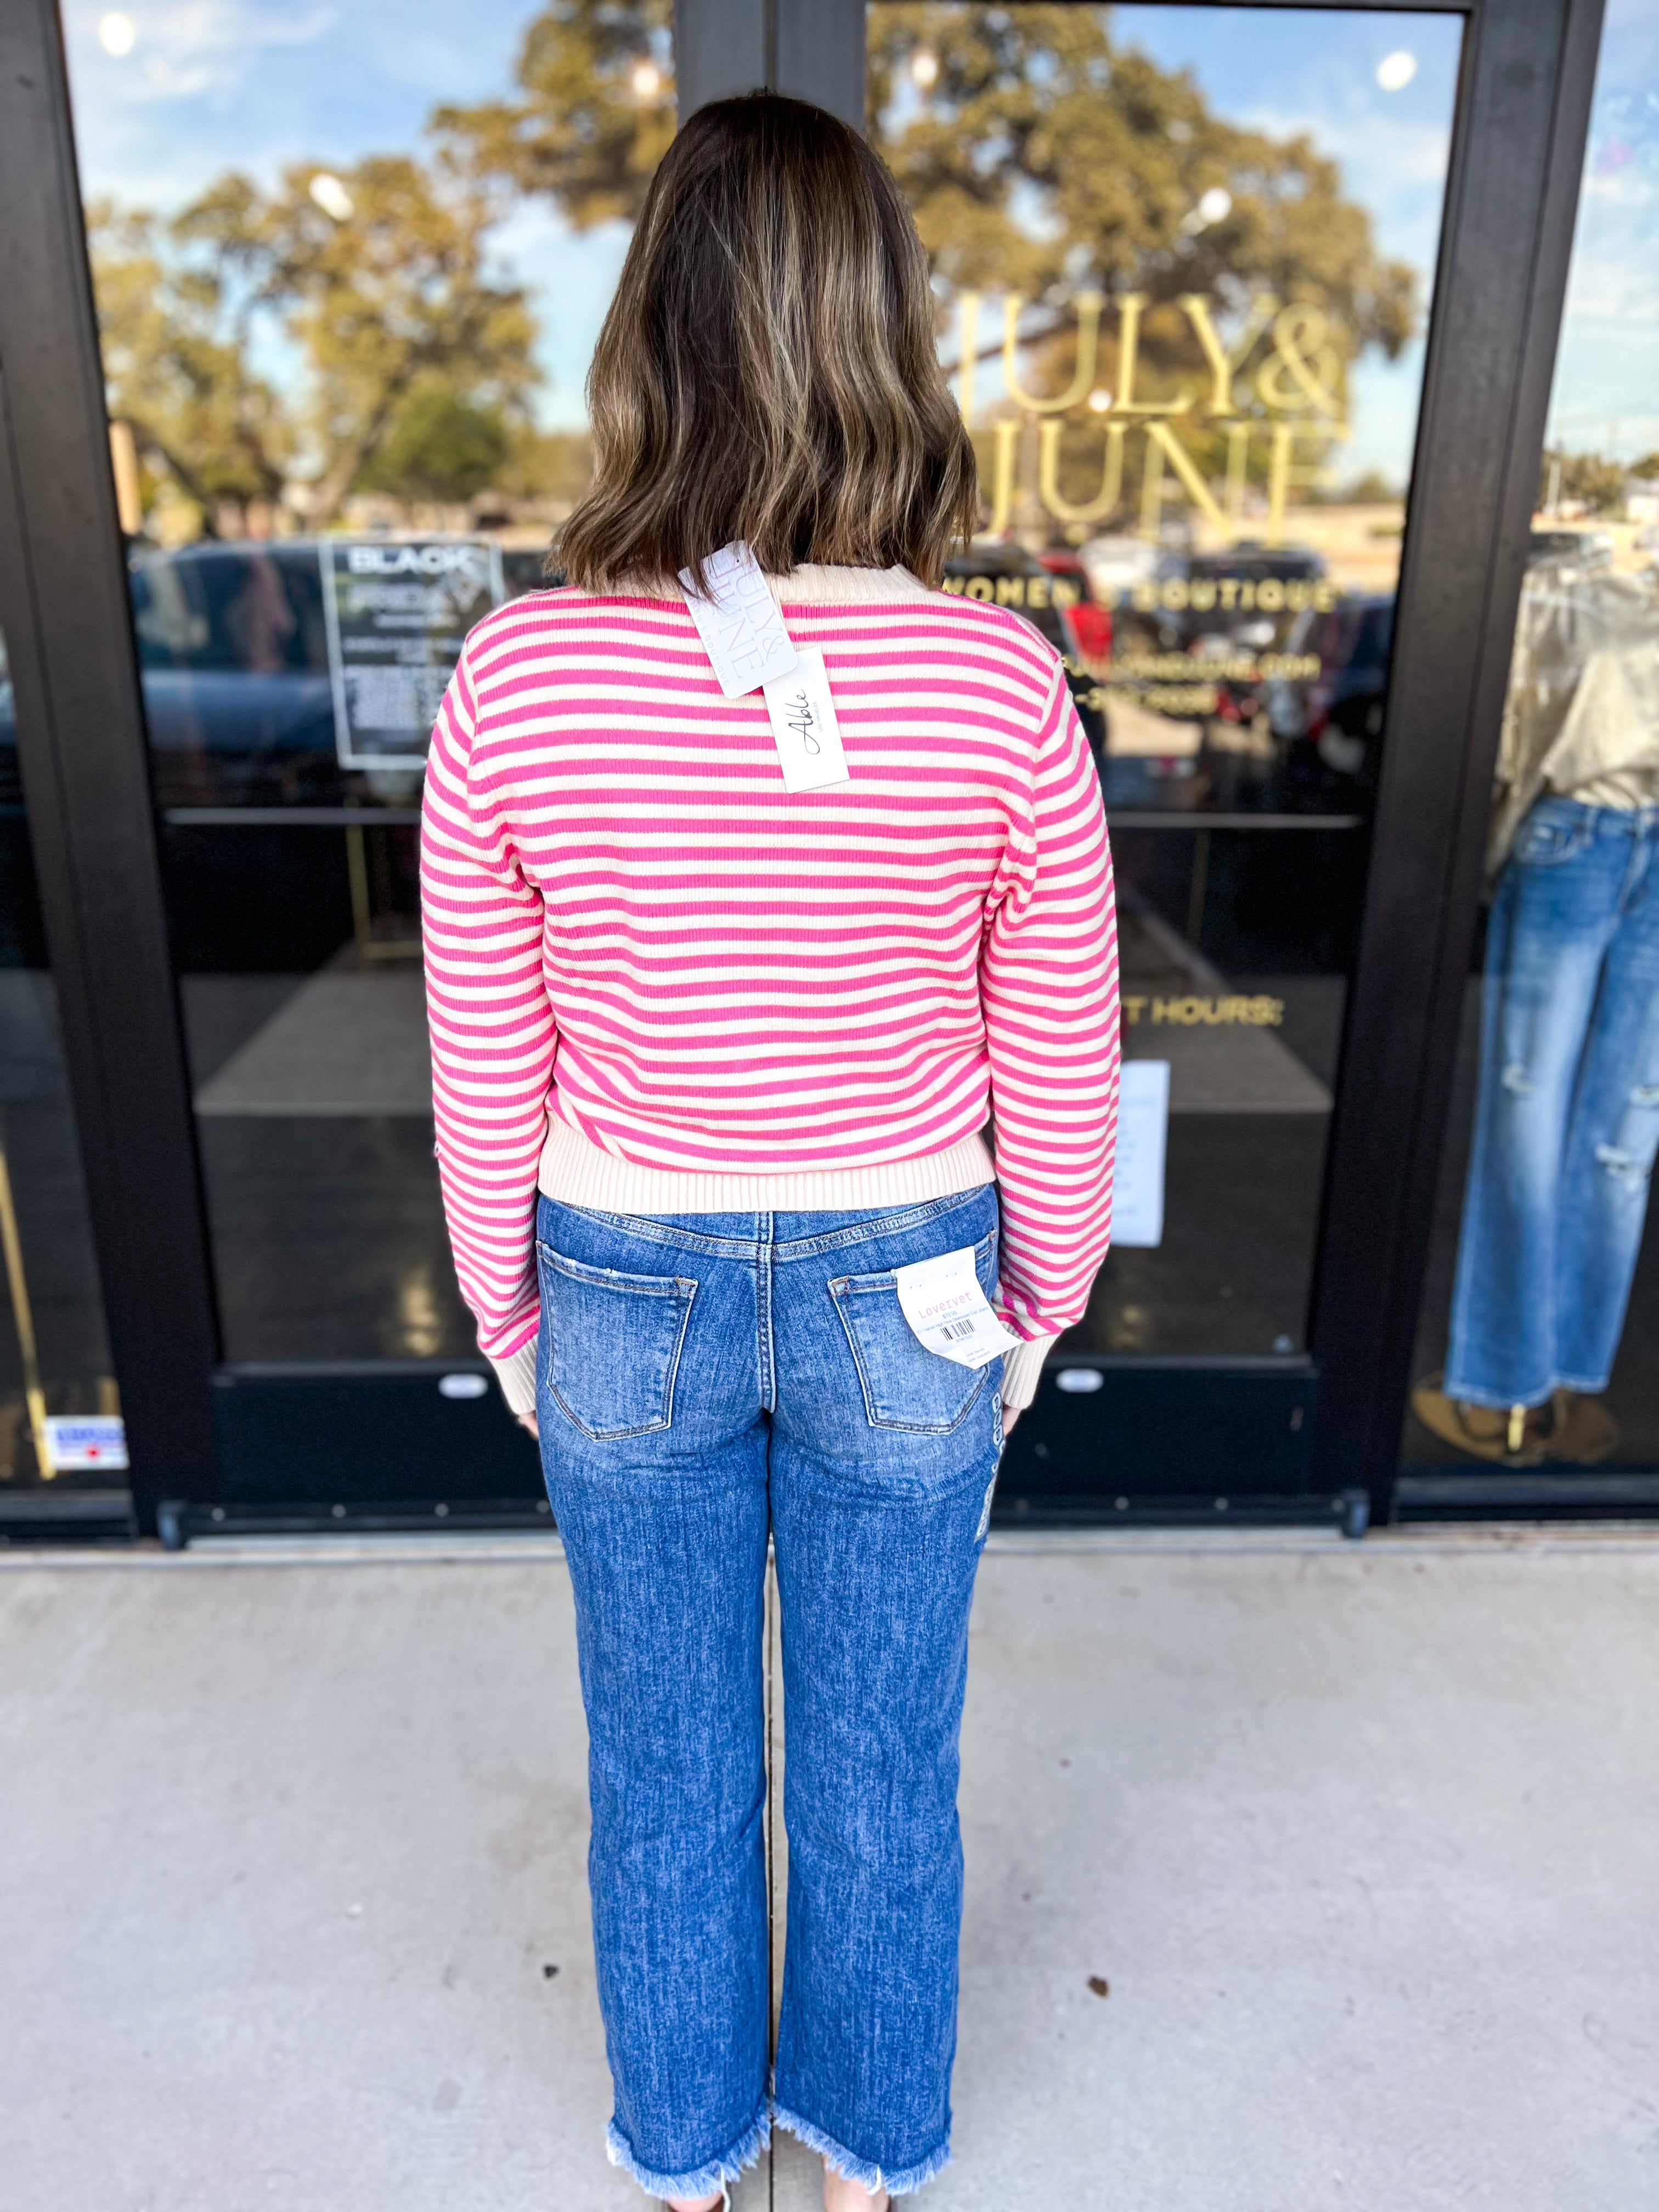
[1440,796,1659,1446]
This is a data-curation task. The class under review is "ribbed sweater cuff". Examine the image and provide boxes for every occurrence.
[1001,1333,1058,1410]
[490,1339,539,1418]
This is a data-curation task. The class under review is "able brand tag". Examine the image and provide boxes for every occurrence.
[679,540,800,698]
[894,1246,1022,1369]
[762,647,849,793]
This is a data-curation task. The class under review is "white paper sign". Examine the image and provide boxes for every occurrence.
[44,1414,129,1472]
[679,541,800,698]
[1111,1059,1169,1248]
[894,1246,1022,1369]
[763,647,849,793]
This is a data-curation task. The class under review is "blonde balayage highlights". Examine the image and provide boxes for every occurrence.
[559,93,980,593]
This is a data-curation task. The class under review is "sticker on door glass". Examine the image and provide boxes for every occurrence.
[894,1246,1021,1368]
[320,536,503,772]
[1111,1060,1170,1248]
[44,1415,129,1472]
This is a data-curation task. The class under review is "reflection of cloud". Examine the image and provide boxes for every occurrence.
[1581,170,1657,210]
[1546,0,1659,459]
[74,0,334,102]
[492,204,633,432]
[1232,105,1456,264]
[64,0,526,207]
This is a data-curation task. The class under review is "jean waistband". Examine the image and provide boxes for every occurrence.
[540,1186,992,1263]
[1533,793,1659,834]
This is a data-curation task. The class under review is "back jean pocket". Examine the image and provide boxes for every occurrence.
[828,1227,996,1435]
[535,1243,697,1441]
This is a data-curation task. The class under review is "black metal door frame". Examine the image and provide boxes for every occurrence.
[0,0,1606,1536]
[0,0,221,1541]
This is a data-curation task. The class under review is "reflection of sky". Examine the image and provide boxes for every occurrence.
[1124,7,1460,486]
[1546,0,1659,464]
[65,3,1645,475]
[61,0,634,431]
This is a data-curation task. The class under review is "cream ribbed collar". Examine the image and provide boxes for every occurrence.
[614,562,933,605]
[772,563,933,603]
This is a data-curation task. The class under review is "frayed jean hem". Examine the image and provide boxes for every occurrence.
[606,2101,770,2199]
[771,2100,951,2197]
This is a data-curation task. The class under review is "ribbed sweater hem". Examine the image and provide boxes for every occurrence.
[537,1113,996,1217]
[486,1118,1060,1420]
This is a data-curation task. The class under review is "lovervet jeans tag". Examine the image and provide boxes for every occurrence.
[894,1246,1021,1369]
[761,647,849,793]
[679,540,799,698]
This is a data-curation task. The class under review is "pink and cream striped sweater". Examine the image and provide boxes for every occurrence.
[420,563,1120,1416]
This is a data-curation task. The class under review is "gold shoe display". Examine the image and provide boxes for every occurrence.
[1411,1375,1621,1468]
[1547,1389,1620,1466]
[1411,1377,1548,1466]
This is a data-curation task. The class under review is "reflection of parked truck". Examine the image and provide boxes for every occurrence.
[129,543,340,808]
[1112,543,1333,656]
[128,540,543,808]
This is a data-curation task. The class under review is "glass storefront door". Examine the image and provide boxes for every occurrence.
[58,0,675,1506]
[868,4,1460,1505]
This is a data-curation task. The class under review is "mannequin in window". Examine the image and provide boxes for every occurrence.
[1414,544,1659,1465]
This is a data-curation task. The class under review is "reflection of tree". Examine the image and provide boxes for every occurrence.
[88,0,1412,538]
[88,201,291,531]
[870,6,1419,524]
[871,7,1416,361]
[436,0,674,228]
[94,159,538,532]
[1538,448,1634,516]
[90,2,676,534]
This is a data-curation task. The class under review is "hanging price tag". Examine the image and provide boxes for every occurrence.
[680,540,853,792]
[894,1246,1022,1369]
[679,541,800,697]
[762,647,849,793]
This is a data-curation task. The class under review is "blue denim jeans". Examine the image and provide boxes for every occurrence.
[1447,797,1659,1408]
[534,1186,1003,2199]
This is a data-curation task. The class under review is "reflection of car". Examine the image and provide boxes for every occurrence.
[11,535,1110,819]
[1077,533,1159,606]
[1528,527,1612,569]
[131,543,340,809]
[942,541,1107,748]
[503,547,555,596]
[126,538,554,810]
[1036,548,1113,662]
[1266,593,1395,790]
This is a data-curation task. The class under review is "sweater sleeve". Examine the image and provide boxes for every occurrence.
[980,659,1120,1344]
[421,639,558,1406]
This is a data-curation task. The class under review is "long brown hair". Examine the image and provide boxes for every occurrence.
[558,93,979,594]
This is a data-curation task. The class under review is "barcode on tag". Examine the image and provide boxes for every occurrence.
[893,1245,1022,1369]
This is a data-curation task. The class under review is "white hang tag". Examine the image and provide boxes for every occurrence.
[679,540,800,698]
[894,1245,1022,1369]
[762,647,849,793]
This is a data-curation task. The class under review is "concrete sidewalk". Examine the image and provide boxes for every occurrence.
[3,1528,1656,2211]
